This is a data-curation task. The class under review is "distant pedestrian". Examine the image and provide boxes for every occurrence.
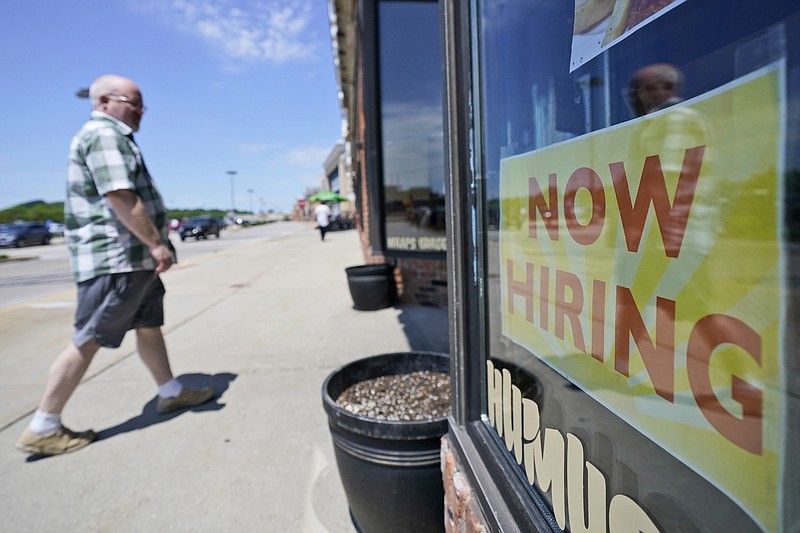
[315,201,332,241]
[16,74,214,456]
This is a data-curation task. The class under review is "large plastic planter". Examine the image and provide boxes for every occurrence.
[345,264,396,310]
[322,352,449,533]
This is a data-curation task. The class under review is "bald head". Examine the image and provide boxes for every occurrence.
[89,74,146,132]
[629,63,684,116]
[89,75,136,107]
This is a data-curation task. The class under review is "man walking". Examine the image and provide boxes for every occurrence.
[314,200,332,241]
[17,74,214,456]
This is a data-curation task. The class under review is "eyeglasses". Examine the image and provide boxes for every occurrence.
[108,94,147,112]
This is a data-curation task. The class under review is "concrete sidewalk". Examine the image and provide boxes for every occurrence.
[0,222,449,532]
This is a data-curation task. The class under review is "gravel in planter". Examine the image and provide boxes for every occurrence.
[336,370,450,421]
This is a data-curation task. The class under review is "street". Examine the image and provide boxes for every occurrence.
[0,222,298,309]
[0,220,442,532]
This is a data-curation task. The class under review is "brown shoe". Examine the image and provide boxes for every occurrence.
[156,386,215,414]
[16,426,96,456]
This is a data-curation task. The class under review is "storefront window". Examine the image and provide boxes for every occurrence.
[329,168,339,193]
[473,1,799,531]
[377,0,446,253]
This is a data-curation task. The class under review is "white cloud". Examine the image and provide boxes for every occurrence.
[232,143,329,168]
[134,0,317,64]
[235,142,283,155]
[284,145,331,166]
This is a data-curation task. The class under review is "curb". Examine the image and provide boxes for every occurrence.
[0,255,38,263]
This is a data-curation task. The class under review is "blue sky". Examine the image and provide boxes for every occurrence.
[0,0,342,214]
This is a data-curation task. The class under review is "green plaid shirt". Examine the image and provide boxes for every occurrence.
[65,112,168,283]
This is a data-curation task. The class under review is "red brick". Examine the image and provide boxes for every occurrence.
[441,435,488,532]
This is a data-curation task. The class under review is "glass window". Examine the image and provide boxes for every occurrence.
[377,0,446,253]
[473,1,800,531]
[329,168,340,193]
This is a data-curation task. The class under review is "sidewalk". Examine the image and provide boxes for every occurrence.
[0,222,449,532]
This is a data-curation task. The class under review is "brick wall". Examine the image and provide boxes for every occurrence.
[442,435,488,533]
[396,256,448,307]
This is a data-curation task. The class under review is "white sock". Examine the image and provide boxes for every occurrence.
[29,410,62,435]
[158,378,184,399]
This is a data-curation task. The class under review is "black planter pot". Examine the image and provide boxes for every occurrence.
[322,352,450,533]
[345,264,396,310]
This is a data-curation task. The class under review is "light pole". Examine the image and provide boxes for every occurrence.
[247,188,254,215]
[226,170,237,220]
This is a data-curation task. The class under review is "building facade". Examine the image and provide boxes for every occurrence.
[329,1,800,531]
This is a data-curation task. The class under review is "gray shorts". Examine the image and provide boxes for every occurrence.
[73,271,165,348]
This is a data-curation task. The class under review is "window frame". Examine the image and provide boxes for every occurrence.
[361,0,448,259]
[442,0,558,528]
[444,0,800,530]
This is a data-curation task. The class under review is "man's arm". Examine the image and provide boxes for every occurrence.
[106,189,173,274]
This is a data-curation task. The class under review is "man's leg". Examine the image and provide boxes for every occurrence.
[17,341,99,455]
[136,326,174,385]
[38,340,100,414]
[137,327,215,414]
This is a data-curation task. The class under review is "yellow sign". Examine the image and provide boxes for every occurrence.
[499,65,784,531]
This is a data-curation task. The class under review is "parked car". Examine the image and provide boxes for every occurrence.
[47,222,65,236]
[179,215,222,241]
[0,222,52,247]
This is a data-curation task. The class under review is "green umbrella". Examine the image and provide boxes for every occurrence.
[308,191,349,203]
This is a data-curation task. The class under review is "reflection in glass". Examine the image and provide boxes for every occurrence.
[378,1,446,253]
[474,0,799,531]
